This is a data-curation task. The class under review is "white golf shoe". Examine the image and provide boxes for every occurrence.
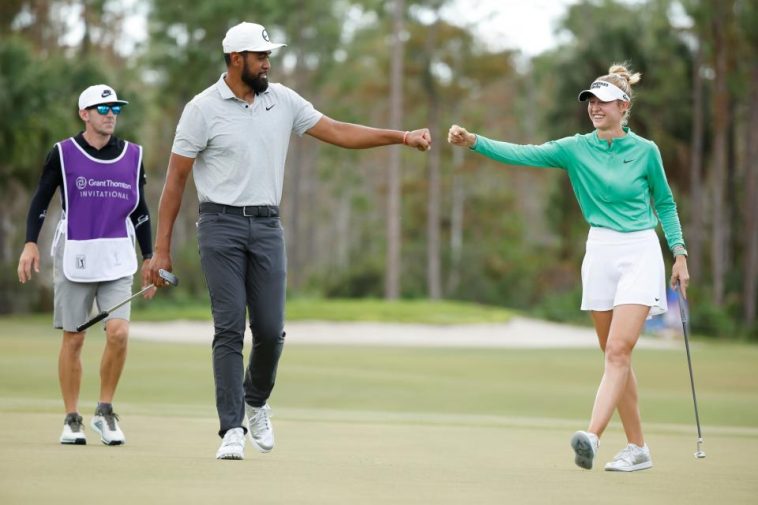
[246,403,275,453]
[570,431,599,470]
[604,443,653,472]
[60,413,87,445]
[90,404,125,446]
[216,427,245,460]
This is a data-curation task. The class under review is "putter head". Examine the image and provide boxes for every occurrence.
[158,269,179,287]
[695,438,706,459]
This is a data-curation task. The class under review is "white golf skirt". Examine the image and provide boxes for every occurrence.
[580,227,667,317]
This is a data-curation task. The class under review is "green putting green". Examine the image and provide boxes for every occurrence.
[0,318,756,504]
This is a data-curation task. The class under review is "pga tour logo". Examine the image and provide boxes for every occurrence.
[76,176,87,190]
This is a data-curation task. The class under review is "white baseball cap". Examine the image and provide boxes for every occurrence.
[222,22,286,53]
[577,80,630,102]
[78,84,128,110]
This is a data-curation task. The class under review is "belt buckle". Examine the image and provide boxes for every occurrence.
[242,206,254,217]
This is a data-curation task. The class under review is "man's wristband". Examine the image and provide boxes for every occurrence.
[402,131,409,145]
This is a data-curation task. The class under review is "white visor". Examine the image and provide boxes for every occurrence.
[578,80,630,102]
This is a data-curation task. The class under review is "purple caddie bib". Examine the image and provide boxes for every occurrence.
[55,138,142,282]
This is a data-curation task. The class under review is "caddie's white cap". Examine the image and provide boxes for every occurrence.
[78,84,128,110]
[577,80,630,102]
[222,22,286,53]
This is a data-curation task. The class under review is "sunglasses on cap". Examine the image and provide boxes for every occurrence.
[89,104,123,115]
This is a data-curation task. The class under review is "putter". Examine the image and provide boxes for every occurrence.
[676,282,706,459]
[75,269,179,332]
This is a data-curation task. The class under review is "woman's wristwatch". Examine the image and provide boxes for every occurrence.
[672,245,688,257]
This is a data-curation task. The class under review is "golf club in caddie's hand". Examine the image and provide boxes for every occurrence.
[676,282,706,459]
[75,269,179,332]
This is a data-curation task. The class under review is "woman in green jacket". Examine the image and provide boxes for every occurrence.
[448,63,690,472]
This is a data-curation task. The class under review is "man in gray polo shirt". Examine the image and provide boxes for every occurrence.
[149,21,431,460]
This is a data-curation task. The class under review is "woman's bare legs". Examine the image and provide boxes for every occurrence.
[588,305,649,445]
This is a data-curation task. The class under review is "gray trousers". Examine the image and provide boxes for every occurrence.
[197,208,286,437]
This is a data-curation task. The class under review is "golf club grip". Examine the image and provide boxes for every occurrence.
[676,284,689,324]
[76,311,109,332]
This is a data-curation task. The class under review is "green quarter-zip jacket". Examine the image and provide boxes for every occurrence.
[472,128,685,253]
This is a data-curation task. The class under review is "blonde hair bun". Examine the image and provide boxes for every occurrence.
[609,63,642,86]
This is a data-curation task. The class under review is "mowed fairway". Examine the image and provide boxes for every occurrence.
[1,317,757,504]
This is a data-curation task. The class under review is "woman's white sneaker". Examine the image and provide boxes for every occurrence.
[60,413,87,445]
[246,403,275,453]
[604,443,653,472]
[216,427,245,460]
[570,431,599,469]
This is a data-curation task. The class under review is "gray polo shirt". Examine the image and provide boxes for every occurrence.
[172,73,323,206]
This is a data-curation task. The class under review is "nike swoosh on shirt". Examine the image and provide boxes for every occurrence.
[623,159,634,163]
[266,104,276,111]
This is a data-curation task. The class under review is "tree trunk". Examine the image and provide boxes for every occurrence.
[447,147,465,295]
[424,21,441,299]
[426,121,442,299]
[303,143,319,284]
[743,61,758,325]
[336,187,352,271]
[688,44,705,280]
[284,38,308,289]
[384,0,405,299]
[726,98,737,270]
[710,8,730,306]
[81,1,91,56]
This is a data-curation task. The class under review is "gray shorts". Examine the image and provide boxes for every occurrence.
[53,239,133,332]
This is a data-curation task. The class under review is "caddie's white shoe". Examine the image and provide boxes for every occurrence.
[604,443,653,472]
[216,427,245,460]
[90,404,125,446]
[246,403,275,453]
[571,431,599,470]
[60,413,87,445]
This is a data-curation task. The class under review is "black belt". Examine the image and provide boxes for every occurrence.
[199,202,279,217]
